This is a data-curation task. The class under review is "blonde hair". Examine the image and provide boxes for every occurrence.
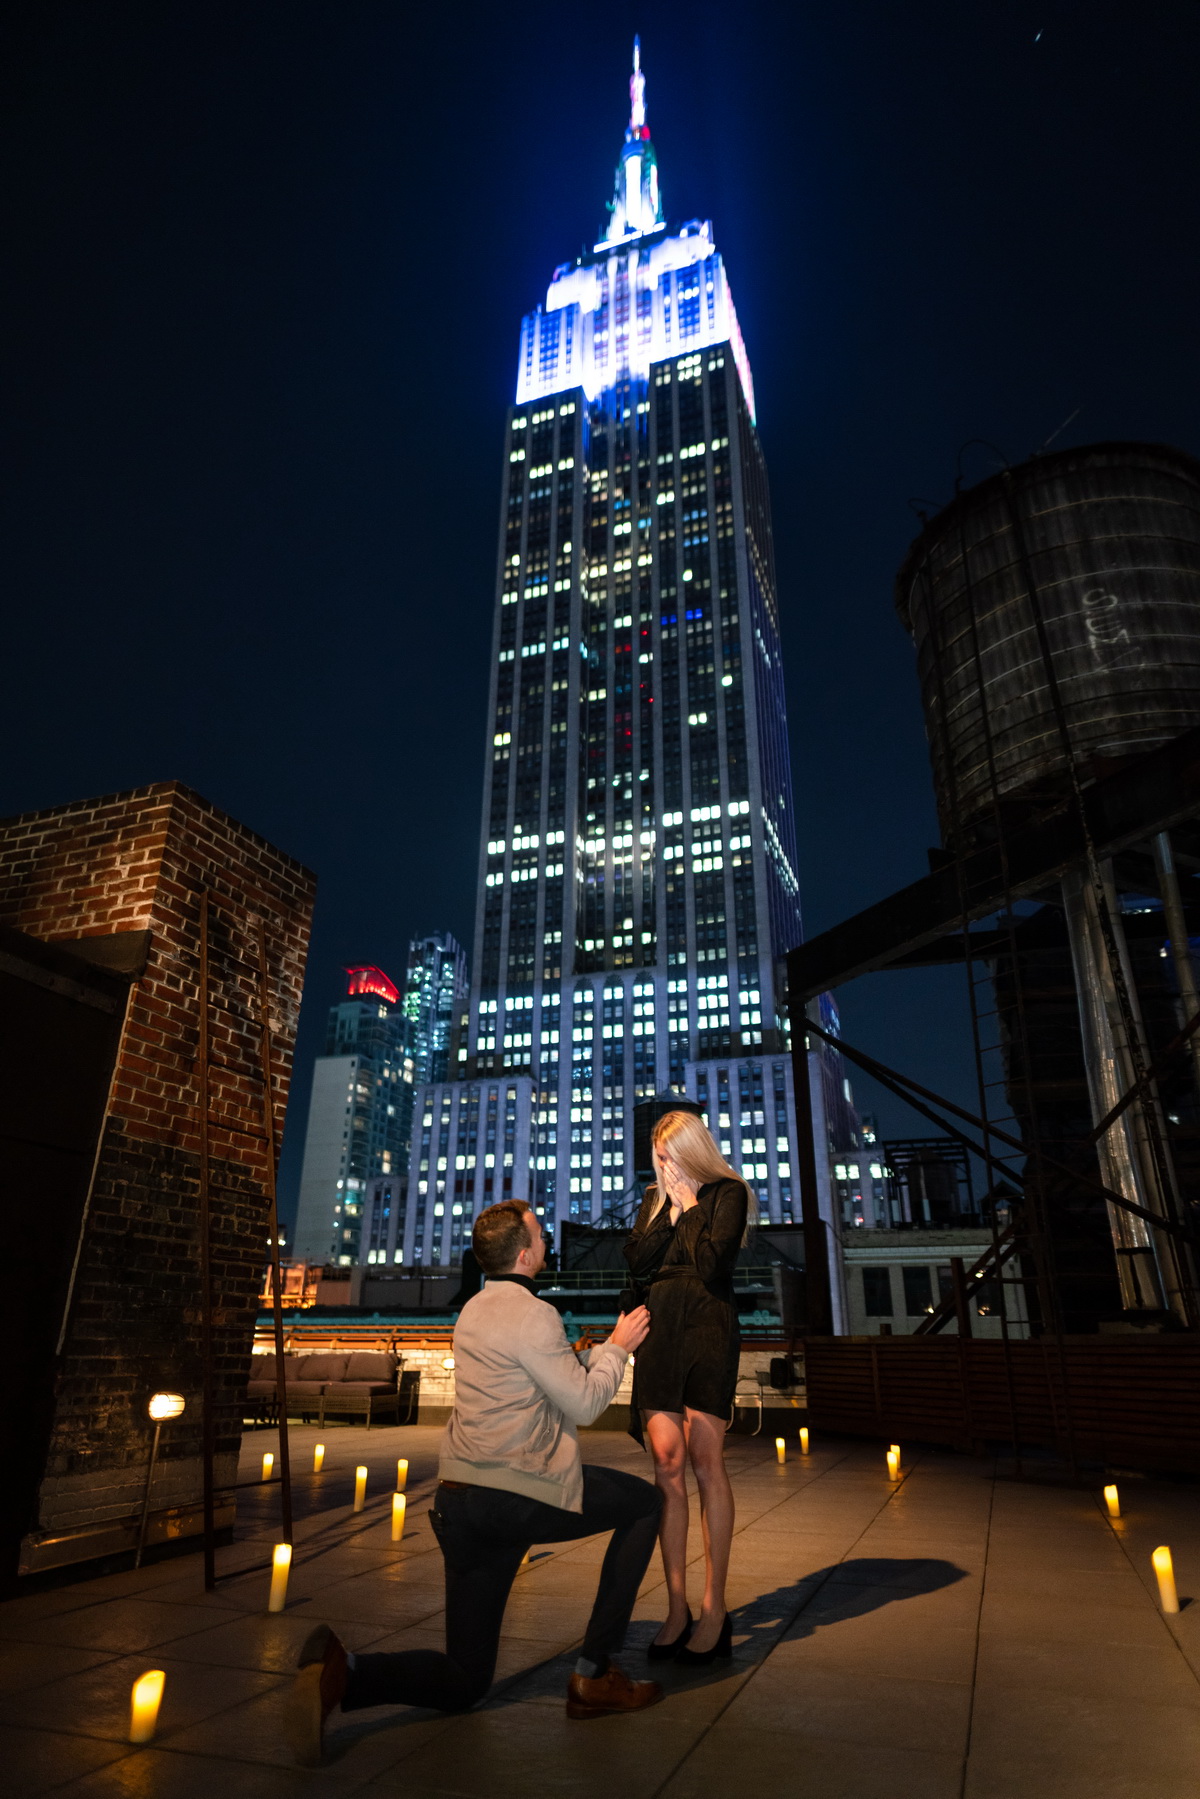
[646,1110,758,1243]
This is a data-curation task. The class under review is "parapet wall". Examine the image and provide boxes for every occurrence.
[0,782,316,1577]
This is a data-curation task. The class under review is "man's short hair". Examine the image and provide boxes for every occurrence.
[472,1198,534,1276]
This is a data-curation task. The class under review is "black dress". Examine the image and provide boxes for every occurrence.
[622,1178,746,1440]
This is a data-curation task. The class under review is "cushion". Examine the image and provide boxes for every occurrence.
[250,1353,277,1381]
[343,1352,399,1382]
[297,1353,350,1381]
[246,1380,275,1398]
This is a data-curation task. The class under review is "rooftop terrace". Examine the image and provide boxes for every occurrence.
[2,1426,1198,1797]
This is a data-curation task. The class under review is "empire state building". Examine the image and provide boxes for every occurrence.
[401,44,825,1265]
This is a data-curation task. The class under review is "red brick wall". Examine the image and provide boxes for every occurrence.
[0,782,316,1565]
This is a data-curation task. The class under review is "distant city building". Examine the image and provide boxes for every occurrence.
[843,1226,1029,1337]
[362,1174,407,1264]
[291,969,415,1265]
[403,933,469,1085]
[831,1128,980,1232]
[411,44,837,1264]
[832,1145,892,1230]
[400,1078,536,1265]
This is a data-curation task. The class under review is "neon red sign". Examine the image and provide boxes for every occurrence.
[345,965,399,1005]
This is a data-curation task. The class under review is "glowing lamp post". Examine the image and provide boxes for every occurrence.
[1153,1546,1180,1614]
[392,1494,407,1541]
[267,1542,292,1613]
[354,1465,368,1513]
[129,1670,165,1743]
[135,1394,186,1569]
[1103,1484,1121,1520]
[396,1458,408,1492]
[313,1443,325,1474]
[799,1427,810,1455]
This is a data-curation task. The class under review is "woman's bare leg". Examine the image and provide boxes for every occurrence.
[645,1410,690,1642]
[685,1408,734,1652]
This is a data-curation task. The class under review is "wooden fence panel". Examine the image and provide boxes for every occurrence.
[805,1336,1200,1473]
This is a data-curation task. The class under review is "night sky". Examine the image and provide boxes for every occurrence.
[5,1,1200,1226]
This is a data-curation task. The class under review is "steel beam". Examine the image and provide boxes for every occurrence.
[788,724,1200,1001]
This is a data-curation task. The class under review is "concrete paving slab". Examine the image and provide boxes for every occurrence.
[719,1661,973,1754]
[0,1640,117,1698]
[1,1431,1198,1798]
[658,1721,964,1799]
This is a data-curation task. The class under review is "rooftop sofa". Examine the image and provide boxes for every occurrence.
[246,1350,406,1428]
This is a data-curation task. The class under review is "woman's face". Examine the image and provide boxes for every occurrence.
[653,1140,680,1188]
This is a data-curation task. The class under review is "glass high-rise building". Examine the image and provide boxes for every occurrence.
[292,967,416,1265]
[403,933,469,1085]
[406,43,823,1265]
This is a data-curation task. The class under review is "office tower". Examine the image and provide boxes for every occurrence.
[403,933,469,1084]
[407,43,823,1264]
[291,967,415,1265]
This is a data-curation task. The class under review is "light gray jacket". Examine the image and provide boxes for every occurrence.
[439,1278,629,1512]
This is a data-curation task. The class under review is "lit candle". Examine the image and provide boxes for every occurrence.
[1152,1545,1180,1614]
[1103,1483,1120,1520]
[391,1493,407,1541]
[799,1427,810,1455]
[129,1670,165,1744]
[267,1542,292,1613]
[354,1465,367,1512]
[261,1452,274,1482]
[886,1447,900,1481]
[775,1436,786,1464]
[313,1443,325,1474]
[396,1458,408,1492]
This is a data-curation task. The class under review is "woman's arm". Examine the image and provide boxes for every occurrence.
[623,1186,674,1276]
[683,1179,748,1284]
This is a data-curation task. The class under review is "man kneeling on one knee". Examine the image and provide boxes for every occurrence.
[289,1197,663,1763]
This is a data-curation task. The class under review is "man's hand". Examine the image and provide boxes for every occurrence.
[609,1305,651,1354]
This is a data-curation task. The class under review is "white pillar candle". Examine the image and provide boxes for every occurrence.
[261,1452,274,1482]
[313,1443,325,1474]
[396,1458,408,1492]
[392,1493,407,1541]
[129,1670,165,1744]
[1103,1483,1120,1520]
[267,1542,292,1614]
[775,1437,786,1464]
[799,1427,810,1455]
[354,1465,367,1513]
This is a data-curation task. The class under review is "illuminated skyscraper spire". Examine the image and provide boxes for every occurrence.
[630,34,646,128]
[605,36,663,243]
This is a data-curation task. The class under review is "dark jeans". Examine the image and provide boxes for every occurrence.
[342,1464,662,1714]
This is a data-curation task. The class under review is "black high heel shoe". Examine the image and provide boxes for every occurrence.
[673,1611,732,1667]
[647,1610,693,1661]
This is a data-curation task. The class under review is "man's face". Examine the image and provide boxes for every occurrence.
[520,1208,547,1275]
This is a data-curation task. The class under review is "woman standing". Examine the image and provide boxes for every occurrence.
[623,1110,754,1664]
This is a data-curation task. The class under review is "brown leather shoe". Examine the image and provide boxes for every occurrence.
[566,1660,663,1720]
[288,1623,348,1766]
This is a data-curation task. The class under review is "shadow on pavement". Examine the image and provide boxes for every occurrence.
[323,1555,969,1756]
